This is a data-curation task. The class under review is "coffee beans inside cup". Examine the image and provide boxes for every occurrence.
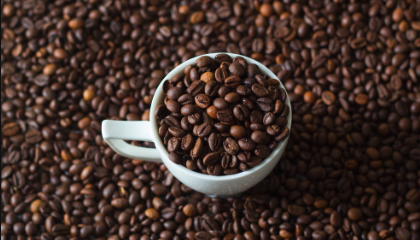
[155,54,290,175]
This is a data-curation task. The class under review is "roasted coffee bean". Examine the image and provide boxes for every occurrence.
[214,123,230,133]
[213,98,229,110]
[208,133,222,151]
[233,104,250,121]
[167,137,181,153]
[195,94,211,108]
[207,164,222,176]
[191,138,204,158]
[252,84,269,97]
[256,98,274,112]
[178,94,194,106]
[217,109,234,123]
[238,138,256,151]
[230,125,247,139]
[205,81,219,97]
[181,104,196,116]
[181,134,194,151]
[197,123,212,138]
[254,145,271,158]
[251,131,269,144]
[188,113,202,125]
[263,112,276,125]
[187,81,206,96]
[229,63,245,76]
[223,138,240,155]
[168,126,185,138]
[203,152,220,165]
[225,75,242,88]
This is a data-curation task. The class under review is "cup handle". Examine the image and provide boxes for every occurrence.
[102,120,162,162]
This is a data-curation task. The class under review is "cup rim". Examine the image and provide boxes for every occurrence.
[150,52,292,181]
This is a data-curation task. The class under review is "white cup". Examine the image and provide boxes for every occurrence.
[102,53,291,196]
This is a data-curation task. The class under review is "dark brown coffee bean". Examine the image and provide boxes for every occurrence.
[230,125,247,139]
[188,113,202,125]
[205,81,219,97]
[207,164,222,176]
[225,75,242,88]
[187,81,205,96]
[229,63,245,76]
[155,104,168,119]
[254,145,270,158]
[223,138,240,155]
[213,98,229,110]
[166,100,181,113]
[247,156,262,168]
[167,87,183,100]
[2,122,20,136]
[238,138,256,151]
[197,123,212,138]
[178,94,194,106]
[256,98,274,112]
[181,134,194,151]
[195,94,211,108]
[181,104,196,116]
[208,133,222,151]
[233,104,250,121]
[167,137,180,153]
[263,112,275,125]
[251,131,269,144]
[195,231,212,240]
[252,84,269,97]
[267,125,281,136]
[165,115,181,128]
[191,138,204,158]
[196,56,214,68]
[203,152,220,165]
[250,111,263,123]
[215,54,232,63]
[217,109,234,123]
[168,127,185,138]
[221,153,231,169]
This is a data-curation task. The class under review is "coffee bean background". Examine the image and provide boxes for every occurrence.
[1,0,420,240]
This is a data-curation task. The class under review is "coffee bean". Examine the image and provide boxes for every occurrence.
[195,94,211,108]
[217,109,234,123]
[254,145,270,158]
[224,138,240,155]
[203,152,220,165]
[229,125,246,139]
[191,138,204,158]
[187,81,206,96]
[167,137,180,153]
[168,126,185,138]
[208,133,222,151]
[225,75,242,88]
[229,63,245,76]
[256,98,273,112]
[196,56,213,68]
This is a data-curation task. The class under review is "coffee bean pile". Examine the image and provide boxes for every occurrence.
[156,54,290,175]
[1,0,420,240]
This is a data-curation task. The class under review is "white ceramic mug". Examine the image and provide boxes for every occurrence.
[102,53,292,196]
